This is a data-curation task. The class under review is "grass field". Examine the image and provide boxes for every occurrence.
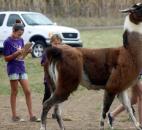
[53,16,124,27]
[0,28,123,95]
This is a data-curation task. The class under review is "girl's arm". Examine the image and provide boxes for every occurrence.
[4,49,23,62]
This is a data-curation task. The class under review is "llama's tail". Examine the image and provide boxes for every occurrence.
[46,47,62,61]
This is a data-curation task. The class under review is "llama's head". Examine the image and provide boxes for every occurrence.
[120,3,142,33]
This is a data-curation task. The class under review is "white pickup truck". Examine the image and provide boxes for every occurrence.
[0,11,82,57]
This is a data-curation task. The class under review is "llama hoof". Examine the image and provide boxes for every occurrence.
[135,122,142,130]
[109,126,114,130]
[137,127,142,130]
[40,124,46,130]
[140,124,142,129]
[40,127,49,130]
[137,125,142,130]
[99,121,105,130]
[40,127,45,130]
[99,126,104,130]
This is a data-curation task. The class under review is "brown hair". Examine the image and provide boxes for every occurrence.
[13,19,24,32]
[50,34,62,44]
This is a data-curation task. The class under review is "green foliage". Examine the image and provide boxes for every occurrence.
[0,29,123,95]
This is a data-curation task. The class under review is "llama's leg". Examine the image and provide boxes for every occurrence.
[100,90,115,130]
[40,95,65,130]
[52,104,65,130]
[118,90,142,130]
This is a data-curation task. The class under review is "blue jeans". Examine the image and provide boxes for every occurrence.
[8,73,28,80]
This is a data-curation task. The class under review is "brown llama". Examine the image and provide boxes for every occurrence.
[40,3,142,130]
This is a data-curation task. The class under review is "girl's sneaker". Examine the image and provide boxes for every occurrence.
[12,116,25,122]
[30,116,41,122]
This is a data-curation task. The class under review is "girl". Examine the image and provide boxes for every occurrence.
[108,73,142,127]
[41,34,62,118]
[3,19,38,122]
[41,34,62,103]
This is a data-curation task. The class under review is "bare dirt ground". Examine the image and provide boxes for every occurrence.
[0,89,138,130]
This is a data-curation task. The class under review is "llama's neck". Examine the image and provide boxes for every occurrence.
[124,15,142,69]
[124,15,142,34]
[127,34,142,69]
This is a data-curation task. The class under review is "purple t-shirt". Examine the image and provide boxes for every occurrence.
[3,37,26,75]
[41,52,46,65]
[140,71,142,75]
[41,53,48,83]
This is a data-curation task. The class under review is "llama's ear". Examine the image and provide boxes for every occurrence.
[119,7,135,13]
[120,9,130,13]
[120,3,142,13]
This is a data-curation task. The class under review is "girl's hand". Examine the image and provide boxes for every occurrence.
[5,49,24,62]
[14,49,24,57]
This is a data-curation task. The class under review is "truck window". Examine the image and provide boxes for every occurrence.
[0,14,5,26]
[7,14,23,26]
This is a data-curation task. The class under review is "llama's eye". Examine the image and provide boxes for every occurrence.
[137,7,142,10]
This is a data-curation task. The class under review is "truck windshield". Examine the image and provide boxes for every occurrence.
[22,13,53,25]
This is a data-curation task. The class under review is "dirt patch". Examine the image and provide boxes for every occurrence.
[0,89,138,130]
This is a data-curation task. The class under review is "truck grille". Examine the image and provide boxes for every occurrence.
[62,33,78,39]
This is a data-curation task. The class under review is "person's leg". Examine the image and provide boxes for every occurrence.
[10,80,19,119]
[42,82,51,104]
[108,85,138,128]
[110,85,138,118]
[19,76,34,119]
[110,104,124,118]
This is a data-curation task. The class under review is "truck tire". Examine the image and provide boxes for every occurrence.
[31,40,46,58]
